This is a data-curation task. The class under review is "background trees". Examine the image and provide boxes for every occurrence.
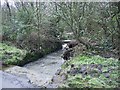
[1,1,120,58]
[2,1,62,52]
[53,2,119,52]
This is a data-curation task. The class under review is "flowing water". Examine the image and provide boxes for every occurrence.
[2,50,64,88]
[23,50,64,87]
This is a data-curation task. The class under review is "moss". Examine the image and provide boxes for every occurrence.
[0,43,46,66]
[61,55,119,88]
[0,43,27,65]
[0,41,62,66]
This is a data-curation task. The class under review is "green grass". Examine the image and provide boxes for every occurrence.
[61,55,119,88]
[0,42,61,66]
[0,43,27,65]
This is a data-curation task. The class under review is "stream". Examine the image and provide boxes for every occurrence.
[1,50,64,88]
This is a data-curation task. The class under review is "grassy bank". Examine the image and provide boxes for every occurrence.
[61,55,119,88]
[0,42,62,66]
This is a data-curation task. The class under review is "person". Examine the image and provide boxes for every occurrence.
[61,40,78,60]
[61,49,73,60]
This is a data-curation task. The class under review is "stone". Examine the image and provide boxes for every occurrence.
[104,73,110,78]
[55,69,62,75]
[79,65,87,73]
[61,73,67,80]
[69,68,79,75]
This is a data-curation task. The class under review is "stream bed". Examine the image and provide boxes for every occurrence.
[2,50,64,88]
